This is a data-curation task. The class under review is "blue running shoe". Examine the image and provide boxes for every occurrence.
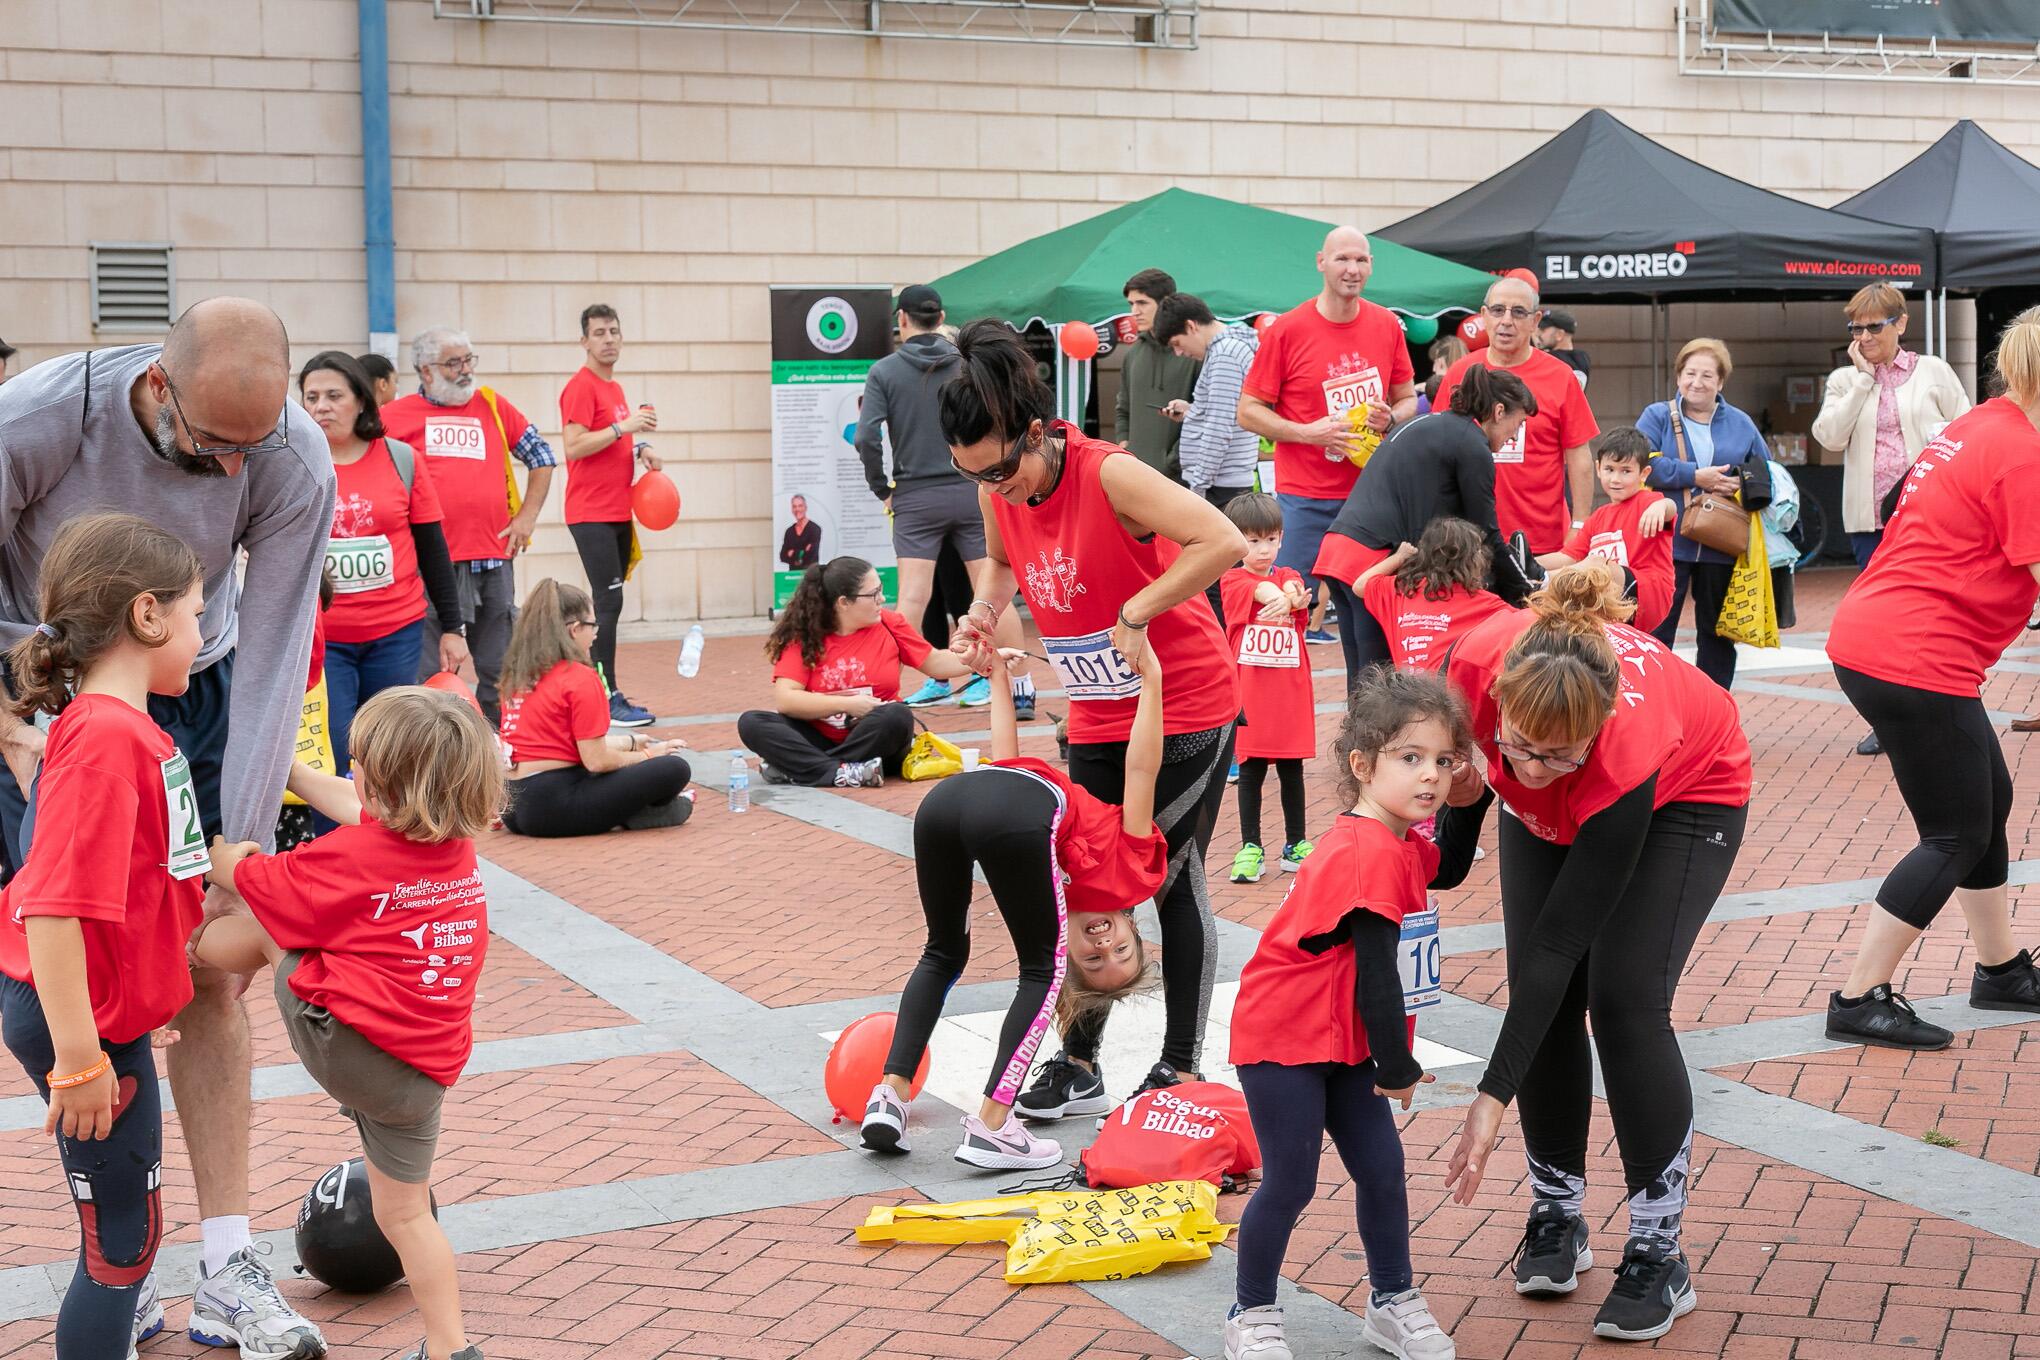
[905,677,952,707]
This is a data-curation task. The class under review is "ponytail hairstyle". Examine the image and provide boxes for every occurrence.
[1330,666,1474,806]
[1446,363,1538,422]
[499,578,593,699]
[1490,559,1630,748]
[765,556,875,669]
[7,512,204,719]
[1395,517,1491,603]
[938,319,1055,448]
[1991,304,2040,407]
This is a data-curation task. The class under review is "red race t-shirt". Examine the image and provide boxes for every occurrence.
[1230,814,1436,1068]
[989,425,1238,743]
[325,438,446,643]
[1828,397,2040,696]
[991,759,1167,915]
[381,389,534,563]
[1241,296,1416,501]
[1446,611,1751,844]
[771,609,933,740]
[234,819,486,1085]
[1220,566,1315,760]
[1362,574,1515,672]
[1562,490,1674,633]
[500,660,610,764]
[559,366,635,525]
[0,696,206,1044]
[1435,350,1600,554]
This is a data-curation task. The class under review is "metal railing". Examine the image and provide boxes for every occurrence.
[432,0,1196,48]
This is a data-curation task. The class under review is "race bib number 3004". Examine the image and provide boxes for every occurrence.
[1042,628,1142,702]
[1399,904,1441,1015]
[161,752,209,880]
[1237,621,1301,669]
[423,416,486,460]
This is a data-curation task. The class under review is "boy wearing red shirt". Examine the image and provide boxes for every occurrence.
[195,687,507,1360]
[1215,494,1317,883]
[1539,428,1675,633]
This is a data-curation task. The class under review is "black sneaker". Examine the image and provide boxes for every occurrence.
[1095,1062,1195,1128]
[1013,690,1037,722]
[1013,1052,1110,1121]
[1971,949,2040,1012]
[1592,1238,1695,1341]
[1513,1201,1592,1296]
[1855,731,1883,756]
[1825,984,1953,1050]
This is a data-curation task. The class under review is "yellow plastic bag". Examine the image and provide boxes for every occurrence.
[282,676,334,808]
[1716,512,1779,649]
[1343,403,1385,468]
[901,727,964,782]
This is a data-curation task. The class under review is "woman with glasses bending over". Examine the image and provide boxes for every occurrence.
[736,556,975,789]
[942,318,1244,1119]
[498,579,693,836]
[1436,561,1750,1347]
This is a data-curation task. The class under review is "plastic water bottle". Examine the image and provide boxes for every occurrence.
[727,754,751,814]
[678,624,705,678]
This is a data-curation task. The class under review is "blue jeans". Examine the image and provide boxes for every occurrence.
[326,619,426,777]
[1849,530,1882,569]
[1273,492,1344,597]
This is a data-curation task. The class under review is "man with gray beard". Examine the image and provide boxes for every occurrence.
[381,327,556,723]
[0,296,335,1356]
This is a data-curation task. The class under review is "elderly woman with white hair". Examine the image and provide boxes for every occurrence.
[380,326,558,723]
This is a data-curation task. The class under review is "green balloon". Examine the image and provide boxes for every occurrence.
[1401,315,1439,345]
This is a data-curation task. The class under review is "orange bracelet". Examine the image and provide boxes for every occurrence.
[46,1053,110,1090]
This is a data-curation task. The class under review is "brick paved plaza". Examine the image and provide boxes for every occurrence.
[4,567,2038,1360]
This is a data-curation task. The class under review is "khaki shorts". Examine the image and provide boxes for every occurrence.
[275,952,445,1183]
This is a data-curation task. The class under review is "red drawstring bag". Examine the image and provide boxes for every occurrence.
[1080,1081,1261,1189]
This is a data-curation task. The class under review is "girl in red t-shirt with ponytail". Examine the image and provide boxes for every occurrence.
[0,513,206,1360]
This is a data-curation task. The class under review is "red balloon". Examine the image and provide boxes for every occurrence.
[632,470,681,531]
[825,1012,929,1123]
[421,670,483,715]
[1505,266,1541,292]
[1058,323,1100,361]
[1457,311,1490,351]
[1252,312,1279,336]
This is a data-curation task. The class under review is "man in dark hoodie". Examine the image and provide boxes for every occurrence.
[1114,267,1200,483]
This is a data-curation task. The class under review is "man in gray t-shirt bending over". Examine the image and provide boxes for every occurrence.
[0,298,335,1353]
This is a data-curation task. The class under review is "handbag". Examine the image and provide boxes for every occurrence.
[1669,405,1750,557]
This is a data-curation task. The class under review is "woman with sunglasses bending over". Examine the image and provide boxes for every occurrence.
[941,319,1244,1120]
[1435,560,1750,1347]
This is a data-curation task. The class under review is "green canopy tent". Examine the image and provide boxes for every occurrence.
[924,188,1496,422]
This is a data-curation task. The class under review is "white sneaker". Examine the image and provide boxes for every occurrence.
[1223,1304,1293,1359]
[132,1271,164,1355]
[860,1082,910,1155]
[953,1112,1064,1171]
[189,1244,326,1358]
[1363,1288,1455,1359]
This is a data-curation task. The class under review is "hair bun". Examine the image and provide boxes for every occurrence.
[1530,559,1634,629]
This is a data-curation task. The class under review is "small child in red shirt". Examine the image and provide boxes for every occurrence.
[1356,517,1518,673]
[193,686,506,1360]
[1217,493,1317,884]
[1539,427,1675,633]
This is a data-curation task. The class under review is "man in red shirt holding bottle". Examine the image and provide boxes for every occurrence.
[559,304,662,728]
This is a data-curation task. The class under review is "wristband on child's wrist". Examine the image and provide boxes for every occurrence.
[47,1053,110,1090]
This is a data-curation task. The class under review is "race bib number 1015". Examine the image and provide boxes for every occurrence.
[1042,628,1142,702]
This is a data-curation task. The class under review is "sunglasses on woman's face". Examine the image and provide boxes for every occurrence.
[1846,317,1899,337]
[950,427,1032,485]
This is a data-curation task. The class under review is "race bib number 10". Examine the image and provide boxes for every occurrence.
[1043,628,1142,702]
[162,752,209,880]
[1399,903,1442,1015]
[423,416,486,460]
[1237,622,1301,669]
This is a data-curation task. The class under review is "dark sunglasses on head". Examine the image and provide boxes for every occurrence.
[950,426,1033,485]
[1846,317,1900,337]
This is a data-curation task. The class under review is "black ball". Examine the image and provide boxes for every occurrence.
[294,1157,435,1294]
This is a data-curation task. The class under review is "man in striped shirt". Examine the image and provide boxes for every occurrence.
[1154,293,1262,510]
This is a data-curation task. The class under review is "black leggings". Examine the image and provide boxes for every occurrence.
[568,521,633,693]
[736,704,915,787]
[1236,756,1305,849]
[503,756,692,837]
[1653,559,1736,690]
[1063,723,1233,1075]
[3,978,163,1360]
[1835,665,2013,928]
[887,771,1067,1104]
[1498,801,1746,1244]
[1325,576,1391,692]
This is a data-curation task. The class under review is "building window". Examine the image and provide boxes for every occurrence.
[90,243,175,331]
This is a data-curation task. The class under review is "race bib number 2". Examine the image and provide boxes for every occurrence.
[1043,628,1141,701]
[423,416,486,460]
[1237,622,1301,669]
[162,752,209,881]
[1399,903,1442,1015]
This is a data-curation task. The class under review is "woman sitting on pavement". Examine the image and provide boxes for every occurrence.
[499,579,693,836]
[737,556,976,789]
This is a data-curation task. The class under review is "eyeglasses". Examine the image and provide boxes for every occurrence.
[1483,304,1538,321]
[431,353,479,373]
[1494,723,1592,773]
[850,588,884,602]
[950,427,1033,486]
[1845,317,1899,337]
[158,367,291,459]
[569,618,597,631]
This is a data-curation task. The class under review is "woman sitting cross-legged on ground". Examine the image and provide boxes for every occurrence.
[861,640,1167,1172]
[737,556,976,789]
[498,579,694,837]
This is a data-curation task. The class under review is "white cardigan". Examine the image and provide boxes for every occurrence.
[1810,354,1971,533]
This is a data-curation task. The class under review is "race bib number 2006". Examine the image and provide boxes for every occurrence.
[325,535,395,594]
[1042,628,1142,702]
[161,752,209,880]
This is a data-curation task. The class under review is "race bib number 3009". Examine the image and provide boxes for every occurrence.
[1237,622,1301,669]
[161,752,209,880]
[1399,904,1441,1015]
[423,416,486,460]
[1042,628,1142,702]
